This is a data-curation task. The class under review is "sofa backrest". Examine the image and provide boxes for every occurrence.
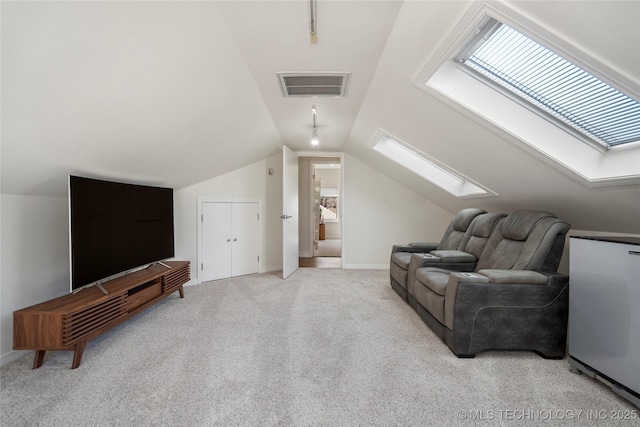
[475,210,571,272]
[437,208,486,250]
[458,212,507,258]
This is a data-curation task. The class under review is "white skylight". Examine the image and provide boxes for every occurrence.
[371,132,492,198]
[455,18,640,149]
[414,2,640,187]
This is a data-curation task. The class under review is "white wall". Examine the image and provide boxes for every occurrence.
[174,153,283,282]
[1,195,70,364]
[342,153,453,269]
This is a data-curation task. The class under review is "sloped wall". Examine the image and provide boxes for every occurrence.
[174,153,283,280]
[343,154,453,268]
[1,195,70,364]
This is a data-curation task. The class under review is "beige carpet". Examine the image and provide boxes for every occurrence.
[315,238,341,257]
[1,268,635,426]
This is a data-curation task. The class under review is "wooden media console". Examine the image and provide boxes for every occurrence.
[13,261,190,369]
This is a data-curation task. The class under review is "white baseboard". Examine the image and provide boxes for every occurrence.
[342,263,389,270]
[299,251,312,258]
[263,264,283,273]
[1,349,30,367]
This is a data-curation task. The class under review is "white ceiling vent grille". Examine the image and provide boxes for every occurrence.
[277,72,350,97]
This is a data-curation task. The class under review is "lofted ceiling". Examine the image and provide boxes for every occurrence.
[2,1,639,233]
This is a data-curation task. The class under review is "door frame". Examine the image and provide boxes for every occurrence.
[282,145,299,279]
[298,151,345,268]
[196,197,263,284]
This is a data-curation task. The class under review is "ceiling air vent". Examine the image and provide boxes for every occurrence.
[277,72,350,97]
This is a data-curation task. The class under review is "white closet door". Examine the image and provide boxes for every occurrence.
[231,202,259,277]
[202,202,232,282]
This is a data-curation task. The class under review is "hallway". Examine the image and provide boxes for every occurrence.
[299,237,342,268]
[299,257,341,268]
[314,238,341,257]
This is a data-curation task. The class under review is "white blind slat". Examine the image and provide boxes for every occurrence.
[459,23,640,147]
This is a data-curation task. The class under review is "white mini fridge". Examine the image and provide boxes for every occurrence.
[568,236,640,407]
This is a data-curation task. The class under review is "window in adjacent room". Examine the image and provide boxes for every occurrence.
[454,17,640,150]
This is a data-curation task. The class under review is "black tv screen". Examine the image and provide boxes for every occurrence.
[69,175,175,291]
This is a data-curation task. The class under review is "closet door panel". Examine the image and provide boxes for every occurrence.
[202,203,232,281]
[231,203,259,277]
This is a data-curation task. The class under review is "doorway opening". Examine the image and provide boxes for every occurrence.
[298,155,343,268]
[314,162,341,257]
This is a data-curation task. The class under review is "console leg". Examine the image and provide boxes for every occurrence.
[178,285,184,298]
[33,350,46,369]
[71,340,87,369]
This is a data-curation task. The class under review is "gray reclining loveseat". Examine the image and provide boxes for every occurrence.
[394,209,571,359]
[391,210,570,358]
[407,211,507,302]
[389,208,485,301]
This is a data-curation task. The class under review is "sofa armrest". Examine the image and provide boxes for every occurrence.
[430,250,477,264]
[476,269,549,285]
[391,242,438,254]
[444,271,568,331]
[392,244,412,254]
[409,242,439,252]
[443,271,570,358]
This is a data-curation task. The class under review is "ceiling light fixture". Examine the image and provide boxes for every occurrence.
[311,105,319,146]
[309,0,317,44]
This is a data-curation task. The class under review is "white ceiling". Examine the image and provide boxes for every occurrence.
[2,1,639,233]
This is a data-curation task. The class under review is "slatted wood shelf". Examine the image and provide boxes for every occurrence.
[13,261,190,369]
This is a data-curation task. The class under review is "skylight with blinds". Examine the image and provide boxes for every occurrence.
[371,132,493,198]
[455,18,640,149]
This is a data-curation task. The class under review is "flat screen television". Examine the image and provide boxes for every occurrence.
[69,175,175,292]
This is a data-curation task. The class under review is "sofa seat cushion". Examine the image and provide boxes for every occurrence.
[415,267,452,296]
[390,263,408,291]
[391,252,412,270]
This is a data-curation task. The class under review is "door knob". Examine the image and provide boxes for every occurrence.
[227,239,231,242]
[280,215,292,219]
[233,238,237,241]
